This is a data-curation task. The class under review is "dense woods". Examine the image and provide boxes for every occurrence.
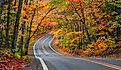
[0,0,121,59]
[49,0,121,56]
[0,0,121,69]
[0,0,54,58]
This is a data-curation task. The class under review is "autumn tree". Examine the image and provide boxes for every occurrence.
[0,0,5,48]
[5,0,12,48]
[49,0,121,56]
[11,0,23,53]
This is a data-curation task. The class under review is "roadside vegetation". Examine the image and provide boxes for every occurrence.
[0,0,121,69]
[0,0,53,69]
[49,0,121,57]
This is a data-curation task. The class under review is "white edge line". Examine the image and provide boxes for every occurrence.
[33,34,121,70]
[49,37,62,55]
[48,34,121,61]
[33,35,49,70]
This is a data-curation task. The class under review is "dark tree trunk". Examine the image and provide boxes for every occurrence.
[116,27,119,39]
[5,0,11,48]
[21,0,28,55]
[0,0,4,17]
[25,8,36,55]
[24,7,55,55]
[12,0,23,53]
[82,23,85,46]
[0,0,5,48]
[20,22,25,57]
[80,5,91,43]
[84,24,91,42]
[0,28,3,48]
[71,3,91,47]
[29,8,56,39]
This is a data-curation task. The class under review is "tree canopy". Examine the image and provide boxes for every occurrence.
[0,0,121,57]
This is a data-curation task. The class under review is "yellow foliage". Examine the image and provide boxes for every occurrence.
[97,43,107,50]
[67,31,83,35]
[38,1,48,7]
[89,37,114,55]
[68,37,80,43]
[0,24,5,29]
[21,10,26,17]
[83,48,93,56]
[52,29,63,37]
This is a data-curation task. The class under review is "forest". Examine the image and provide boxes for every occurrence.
[0,0,121,69]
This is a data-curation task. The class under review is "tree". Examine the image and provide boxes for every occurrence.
[25,8,36,55]
[5,0,12,48]
[48,0,121,56]
[12,0,23,53]
[0,0,5,48]
[0,0,5,17]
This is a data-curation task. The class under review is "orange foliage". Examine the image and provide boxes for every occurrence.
[97,22,107,30]
[68,0,82,3]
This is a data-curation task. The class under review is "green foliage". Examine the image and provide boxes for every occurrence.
[1,0,121,57]
[0,49,11,55]
[49,0,66,7]
[23,54,31,60]
[0,0,54,57]
[15,52,21,59]
[50,0,121,56]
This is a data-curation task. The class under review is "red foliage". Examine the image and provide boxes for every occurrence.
[0,54,25,70]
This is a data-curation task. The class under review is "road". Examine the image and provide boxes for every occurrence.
[33,33,121,70]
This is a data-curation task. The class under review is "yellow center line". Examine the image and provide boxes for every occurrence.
[71,57,121,70]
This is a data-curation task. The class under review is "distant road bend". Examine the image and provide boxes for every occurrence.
[33,33,121,70]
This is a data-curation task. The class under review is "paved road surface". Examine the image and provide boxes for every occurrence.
[33,33,121,70]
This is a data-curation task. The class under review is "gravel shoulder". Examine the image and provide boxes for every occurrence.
[23,33,48,70]
[23,45,43,70]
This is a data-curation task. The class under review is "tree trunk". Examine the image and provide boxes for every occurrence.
[71,3,91,47]
[81,9,91,43]
[20,22,25,57]
[116,27,120,39]
[0,0,4,17]
[12,0,23,53]
[25,8,36,55]
[24,7,55,55]
[0,0,5,48]
[6,0,11,48]
[0,28,3,48]
[29,7,56,39]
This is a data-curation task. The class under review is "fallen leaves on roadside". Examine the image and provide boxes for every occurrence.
[0,54,26,70]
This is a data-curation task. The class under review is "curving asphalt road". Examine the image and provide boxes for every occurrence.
[33,33,121,70]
